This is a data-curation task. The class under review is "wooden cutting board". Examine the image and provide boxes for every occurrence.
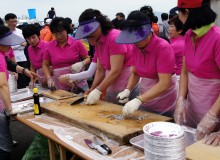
[41,90,77,100]
[186,140,220,160]
[41,98,172,144]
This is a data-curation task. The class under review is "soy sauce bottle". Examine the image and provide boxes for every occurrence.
[33,88,42,115]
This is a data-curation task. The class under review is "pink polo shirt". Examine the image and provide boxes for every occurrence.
[184,26,220,79]
[170,36,185,75]
[134,34,175,79]
[0,52,9,80]
[5,48,15,59]
[43,36,88,69]
[95,29,133,70]
[28,40,48,70]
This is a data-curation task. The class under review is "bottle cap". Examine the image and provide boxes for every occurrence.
[33,87,38,93]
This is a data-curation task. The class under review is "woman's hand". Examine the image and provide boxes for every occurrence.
[196,111,220,141]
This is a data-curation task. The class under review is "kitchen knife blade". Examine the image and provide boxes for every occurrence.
[84,139,108,155]
[70,97,84,105]
[94,136,112,154]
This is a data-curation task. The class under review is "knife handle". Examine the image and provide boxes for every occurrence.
[95,145,108,155]
[101,144,112,154]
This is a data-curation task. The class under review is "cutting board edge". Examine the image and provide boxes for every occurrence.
[42,107,144,145]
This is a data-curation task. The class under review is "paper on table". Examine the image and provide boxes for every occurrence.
[27,114,145,160]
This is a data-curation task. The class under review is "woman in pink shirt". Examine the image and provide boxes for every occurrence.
[174,0,220,145]
[75,9,137,104]
[116,11,177,117]
[22,24,48,87]
[42,17,90,91]
[168,15,185,81]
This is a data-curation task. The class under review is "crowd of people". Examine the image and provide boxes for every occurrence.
[0,0,220,159]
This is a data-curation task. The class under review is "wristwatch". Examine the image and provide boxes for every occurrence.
[22,68,27,74]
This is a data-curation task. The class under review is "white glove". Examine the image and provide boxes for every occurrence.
[117,89,131,104]
[122,98,142,116]
[71,62,84,73]
[5,108,16,116]
[47,78,56,89]
[85,88,102,105]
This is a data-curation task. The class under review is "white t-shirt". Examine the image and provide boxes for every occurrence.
[11,28,27,62]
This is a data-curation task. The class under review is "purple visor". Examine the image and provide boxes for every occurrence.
[0,31,25,46]
[116,24,151,44]
[75,18,100,40]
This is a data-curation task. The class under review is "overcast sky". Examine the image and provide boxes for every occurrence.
[0,0,177,23]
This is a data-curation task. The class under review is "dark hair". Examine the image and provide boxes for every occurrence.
[116,12,125,19]
[178,1,216,30]
[140,5,154,23]
[22,24,41,39]
[152,16,158,23]
[50,17,71,34]
[0,25,11,36]
[51,7,54,10]
[161,13,168,21]
[65,17,72,25]
[78,9,113,35]
[169,13,177,20]
[121,10,150,32]
[0,18,4,25]
[5,13,17,21]
[168,15,185,35]
[34,23,42,30]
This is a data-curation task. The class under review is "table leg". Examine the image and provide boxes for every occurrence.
[48,139,56,160]
[59,145,67,160]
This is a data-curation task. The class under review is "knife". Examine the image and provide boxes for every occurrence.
[94,136,112,154]
[84,139,108,155]
[70,97,84,105]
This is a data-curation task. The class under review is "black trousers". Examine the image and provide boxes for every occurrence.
[0,149,11,160]
[17,61,30,89]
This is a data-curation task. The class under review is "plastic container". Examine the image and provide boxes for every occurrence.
[28,9,36,19]
[8,73,17,93]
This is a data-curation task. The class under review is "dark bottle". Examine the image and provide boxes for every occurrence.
[33,88,41,115]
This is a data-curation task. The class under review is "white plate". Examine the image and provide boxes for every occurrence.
[143,122,184,139]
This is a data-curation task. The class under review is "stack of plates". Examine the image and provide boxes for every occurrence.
[143,122,185,160]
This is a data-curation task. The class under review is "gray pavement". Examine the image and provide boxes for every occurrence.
[10,119,36,160]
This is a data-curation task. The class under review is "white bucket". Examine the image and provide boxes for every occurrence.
[8,73,17,93]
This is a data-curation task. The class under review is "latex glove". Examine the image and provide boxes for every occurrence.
[117,89,131,104]
[85,88,102,105]
[174,97,186,125]
[71,62,84,73]
[196,111,220,141]
[203,130,220,146]
[122,98,142,116]
[47,78,56,89]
